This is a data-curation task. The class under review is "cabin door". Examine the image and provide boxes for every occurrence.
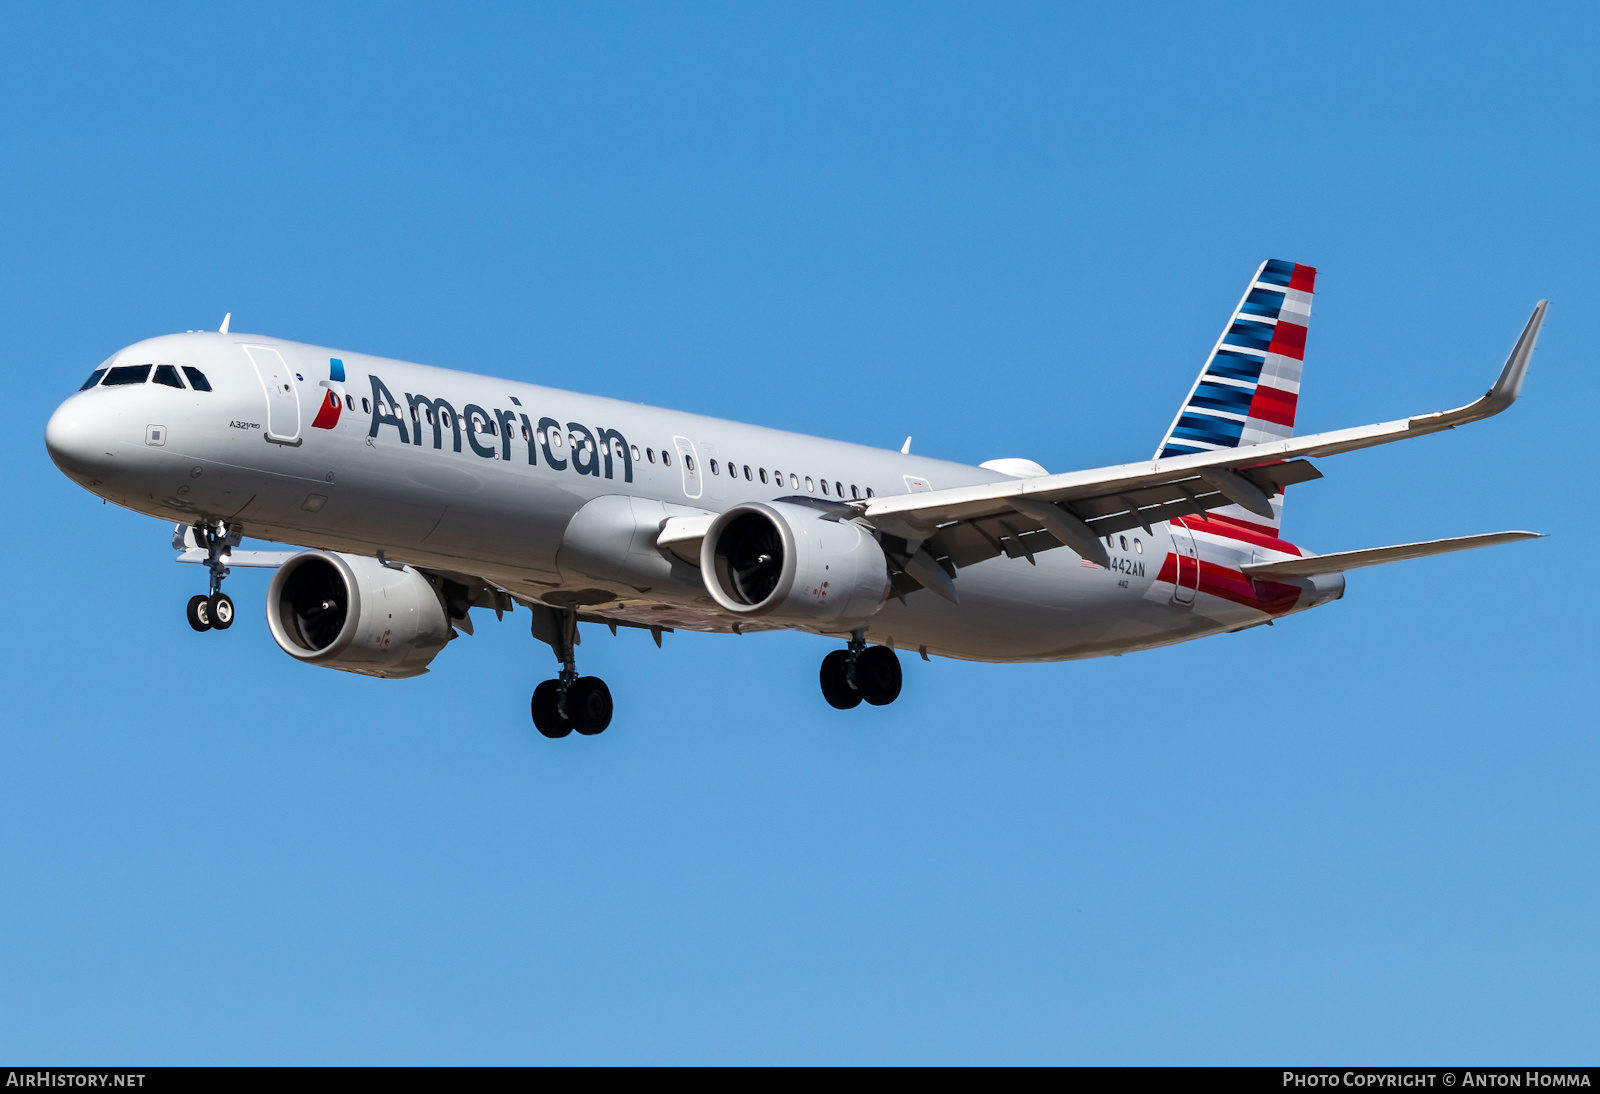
[1170,523,1199,606]
[243,345,302,445]
[673,436,702,500]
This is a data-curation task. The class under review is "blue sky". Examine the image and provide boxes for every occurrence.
[2,3,1596,1064]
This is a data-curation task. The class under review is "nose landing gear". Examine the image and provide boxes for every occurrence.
[820,631,902,709]
[185,523,237,633]
[528,604,613,738]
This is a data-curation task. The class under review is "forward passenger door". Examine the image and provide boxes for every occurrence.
[242,345,302,446]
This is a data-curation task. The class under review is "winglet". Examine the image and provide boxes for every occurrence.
[1408,300,1546,431]
[219,312,231,334]
[1483,299,1547,412]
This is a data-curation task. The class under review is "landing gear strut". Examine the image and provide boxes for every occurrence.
[186,522,237,633]
[528,604,613,738]
[820,631,902,709]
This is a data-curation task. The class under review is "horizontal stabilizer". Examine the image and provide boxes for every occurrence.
[1242,531,1541,578]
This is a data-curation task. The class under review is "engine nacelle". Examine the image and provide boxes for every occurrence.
[700,501,891,628]
[266,551,453,678]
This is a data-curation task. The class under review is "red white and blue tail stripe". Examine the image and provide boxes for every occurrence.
[1154,258,1315,530]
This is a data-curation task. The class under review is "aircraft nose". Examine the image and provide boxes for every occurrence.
[45,396,111,477]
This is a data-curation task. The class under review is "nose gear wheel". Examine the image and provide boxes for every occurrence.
[185,522,238,635]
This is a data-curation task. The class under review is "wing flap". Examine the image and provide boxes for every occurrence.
[909,458,1327,572]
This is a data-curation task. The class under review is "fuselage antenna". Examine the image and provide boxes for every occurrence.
[218,312,231,334]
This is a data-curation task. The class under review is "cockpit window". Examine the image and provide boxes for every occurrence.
[181,367,212,392]
[103,364,152,386]
[153,365,184,389]
[79,369,107,391]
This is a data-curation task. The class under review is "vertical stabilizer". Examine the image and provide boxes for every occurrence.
[1155,258,1316,531]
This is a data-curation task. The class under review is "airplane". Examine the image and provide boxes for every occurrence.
[43,260,1546,738]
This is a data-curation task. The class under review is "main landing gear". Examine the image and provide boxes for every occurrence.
[528,604,613,738]
[820,631,902,709]
[186,522,237,633]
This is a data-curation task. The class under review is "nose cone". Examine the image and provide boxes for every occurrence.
[45,396,110,477]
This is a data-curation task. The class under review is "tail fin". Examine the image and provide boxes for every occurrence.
[1155,258,1316,531]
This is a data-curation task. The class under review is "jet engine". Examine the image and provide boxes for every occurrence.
[700,501,891,628]
[265,551,453,678]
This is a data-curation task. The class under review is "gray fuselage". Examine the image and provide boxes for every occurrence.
[45,332,1338,662]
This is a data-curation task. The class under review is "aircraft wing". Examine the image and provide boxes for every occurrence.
[853,301,1547,584]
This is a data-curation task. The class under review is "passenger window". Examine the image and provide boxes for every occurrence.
[1119,536,1128,550]
[759,468,768,484]
[152,365,184,389]
[820,480,830,495]
[790,473,799,490]
[345,395,354,411]
[835,481,843,497]
[181,366,212,392]
[851,485,859,499]
[865,487,874,498]
[522,424,532,442]
[362,398,371,413]
[1134,538,1143,554]
[662,451,672,467]
[646,448,655,463]
[805,476,814,492]
[743,464,752,481]
[103,364,152,386]
[631,445,640,461]
[410,405,420,422]
[79,369,107,390]
[709,459,719,475]
[685,455,695,472]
